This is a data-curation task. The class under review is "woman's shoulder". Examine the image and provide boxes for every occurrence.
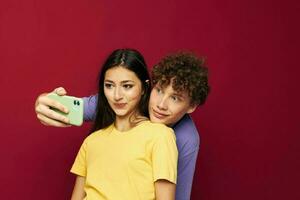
[139,121,175,138]
[84,124,114,141]
[140,120,170,129]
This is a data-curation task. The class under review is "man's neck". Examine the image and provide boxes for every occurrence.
[171,114,188,128]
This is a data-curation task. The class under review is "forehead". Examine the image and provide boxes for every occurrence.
[105,66,139,82]
[156,82,190,99]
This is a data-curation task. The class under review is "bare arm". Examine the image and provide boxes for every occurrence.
[155,180,176,200]
[35,87,70,127]
[71,176,86,200]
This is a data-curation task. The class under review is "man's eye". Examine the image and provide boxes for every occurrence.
[171,96,179,102]
[156,87,162,93]
[123,84,133,89]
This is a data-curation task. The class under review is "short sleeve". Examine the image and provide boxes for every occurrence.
[82,95,97,122]
[70,141,87,177]
[152,129,178,184]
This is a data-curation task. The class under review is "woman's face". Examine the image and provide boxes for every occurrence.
[104,66,143,119]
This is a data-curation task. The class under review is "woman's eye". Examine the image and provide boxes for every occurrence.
[104,83,113,88]
[123,84,133,89]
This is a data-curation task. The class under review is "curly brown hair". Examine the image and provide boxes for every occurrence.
[152,52,210,105]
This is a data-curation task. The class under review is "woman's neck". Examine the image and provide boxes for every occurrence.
[114,112,147,132]
[114,118,132,132]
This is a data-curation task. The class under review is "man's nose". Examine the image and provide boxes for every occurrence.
[157,97,167,110]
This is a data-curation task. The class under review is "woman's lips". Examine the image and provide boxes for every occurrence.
[114,103,127,109]
[152,108,168,119]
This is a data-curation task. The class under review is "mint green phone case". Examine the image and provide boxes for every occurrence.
[47,93,84,126]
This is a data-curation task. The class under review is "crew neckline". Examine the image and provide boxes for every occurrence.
[112,120,150,134]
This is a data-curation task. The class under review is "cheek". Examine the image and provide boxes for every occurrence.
[126,88,142,102]
[104,89,112,100]
[169,105,187,119]
[149,91,157,106]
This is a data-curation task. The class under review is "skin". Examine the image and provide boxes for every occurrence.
[70,176,85,200]
[103,66,144,131]
[70,66,176,200]
[35,82,197,128]
[155,180,176,200]
[35,87,71,127]
[149,79,197,126]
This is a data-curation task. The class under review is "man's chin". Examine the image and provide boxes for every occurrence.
[150,115,166,124]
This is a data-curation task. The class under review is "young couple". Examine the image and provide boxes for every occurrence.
[35,49,210,200]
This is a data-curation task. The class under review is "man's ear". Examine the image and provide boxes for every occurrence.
[187,104,198,114]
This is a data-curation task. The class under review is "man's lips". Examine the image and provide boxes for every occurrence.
[152,108,169,119]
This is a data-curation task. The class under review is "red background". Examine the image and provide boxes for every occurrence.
[0,0,299,199]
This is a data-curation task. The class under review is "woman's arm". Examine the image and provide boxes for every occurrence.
[70,176,86,200]
[155,180,176,200]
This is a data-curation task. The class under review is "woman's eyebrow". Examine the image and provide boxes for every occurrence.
[104,80,135,84]
[120,80,135,84]
[104,80,114,83]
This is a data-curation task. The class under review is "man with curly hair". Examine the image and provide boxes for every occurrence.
[35,51,210,200]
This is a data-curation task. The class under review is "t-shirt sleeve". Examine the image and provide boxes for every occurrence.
[70,140,87,177]
[152,129,178,184]
[82,95,97,122]
[176,148,199,200]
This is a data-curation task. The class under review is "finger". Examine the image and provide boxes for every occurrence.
[38,95,69,113]
[53,87,67,96]
[36,104,70,124]
[37,113,71,127]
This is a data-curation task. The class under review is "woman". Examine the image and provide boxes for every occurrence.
[70,49,178,200]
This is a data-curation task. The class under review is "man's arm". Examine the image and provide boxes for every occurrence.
[176,148,199,200]
[82,95,97,122]
[173,114,200,200]
[35,87,70,127]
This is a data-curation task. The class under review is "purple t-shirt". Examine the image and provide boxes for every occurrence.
[83,96,200,200]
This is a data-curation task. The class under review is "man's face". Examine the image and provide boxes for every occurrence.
[148,82,197,126]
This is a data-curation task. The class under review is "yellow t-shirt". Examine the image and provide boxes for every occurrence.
[70,120,178,200]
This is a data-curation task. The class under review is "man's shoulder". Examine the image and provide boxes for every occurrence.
[173,115,200,155]
[173,114,199,139]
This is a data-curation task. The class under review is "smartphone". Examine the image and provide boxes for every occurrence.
[47,93,84,126]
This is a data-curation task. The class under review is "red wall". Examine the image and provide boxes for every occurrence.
[0,0,299,199]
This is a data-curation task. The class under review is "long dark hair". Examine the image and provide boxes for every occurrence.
[90,48,151,133]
